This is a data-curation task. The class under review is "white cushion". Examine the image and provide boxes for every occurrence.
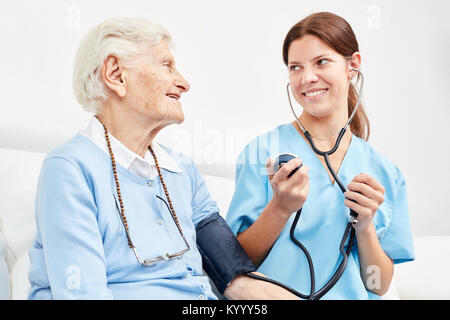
[202,174,235,218]
[0,231,11,299]
[10,253,31,300]
[394,236,450,299]
[0,147,44,271]
[381,278,400,300]
[2,146,449,300]
[0,146,236,300]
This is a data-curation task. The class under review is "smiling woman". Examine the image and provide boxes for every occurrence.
[287,34,358,126]
[27,17,301,300]
[96,39,190,157]
[118,41,189,123]
[282,13,370,142]
[73,18,172,113]
[72,18,190,158]
[226,11,415,300]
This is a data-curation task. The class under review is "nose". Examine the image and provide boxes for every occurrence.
[301,67,319,85]
[174,70,190,93]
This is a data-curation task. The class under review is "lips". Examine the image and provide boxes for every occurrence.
[166,93,180,100]
[302,88,328,97]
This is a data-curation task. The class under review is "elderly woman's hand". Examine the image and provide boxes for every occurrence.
[223,273,300,300]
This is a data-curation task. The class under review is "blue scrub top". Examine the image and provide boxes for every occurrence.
[226,123,415,300]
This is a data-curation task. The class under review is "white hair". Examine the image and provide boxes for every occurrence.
[73,17,173,113]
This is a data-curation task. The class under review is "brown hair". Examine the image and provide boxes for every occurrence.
[282,12,370,141]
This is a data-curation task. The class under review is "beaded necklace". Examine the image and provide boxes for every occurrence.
[99,120,189,259]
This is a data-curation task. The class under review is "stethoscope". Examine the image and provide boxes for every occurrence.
[246,68,364,300]
[287,67,364,201]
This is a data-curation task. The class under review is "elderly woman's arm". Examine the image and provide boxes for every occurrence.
[31,156,113,299]
[224,273,299,300]
[190,163,299,300]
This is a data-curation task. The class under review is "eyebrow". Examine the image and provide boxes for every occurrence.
[156,57,175,68]
[288,54,330,65]
[160,55,173,62]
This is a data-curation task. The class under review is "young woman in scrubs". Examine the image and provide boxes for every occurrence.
[225,12,415,299]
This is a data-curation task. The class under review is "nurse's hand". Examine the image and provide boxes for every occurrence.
[266,157,310,218]
[344,173,385,233]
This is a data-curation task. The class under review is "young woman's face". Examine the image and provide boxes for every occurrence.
[287,34,357,119]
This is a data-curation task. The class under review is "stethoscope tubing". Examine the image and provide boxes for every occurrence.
[246,69,364,300]
[287,68,365,135]
[281,68,364,299]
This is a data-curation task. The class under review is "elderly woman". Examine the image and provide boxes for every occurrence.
[27,17,297,300]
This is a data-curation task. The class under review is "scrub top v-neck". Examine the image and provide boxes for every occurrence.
[289,122,355,188]
[226,123,415,300]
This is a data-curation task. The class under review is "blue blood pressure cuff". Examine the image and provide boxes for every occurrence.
[196,212,256,294]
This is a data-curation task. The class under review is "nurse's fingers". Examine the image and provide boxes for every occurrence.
[273,165,309,202]
[276,165,309,193]
[344,198,371,218]
[266,158,275,180]
[347,180,384,205]
[272,158,303,184]
[344,190,378,211]
[352,173,386,195]
[288,165,309,189]
[293,179,310,201]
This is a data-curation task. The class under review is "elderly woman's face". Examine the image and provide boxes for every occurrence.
[125,40,190,126]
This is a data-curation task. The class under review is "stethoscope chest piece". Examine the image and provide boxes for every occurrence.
[274,153,302,177]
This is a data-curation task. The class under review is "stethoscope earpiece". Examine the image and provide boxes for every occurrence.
[278,67,366,300]
[287,68,364,133]
[349,67,361,81]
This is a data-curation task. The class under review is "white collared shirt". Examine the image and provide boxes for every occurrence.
[79,116,182,180]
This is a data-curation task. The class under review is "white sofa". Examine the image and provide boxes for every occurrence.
[1,146,449,300]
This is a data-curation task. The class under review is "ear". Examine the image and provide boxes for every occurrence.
[348,52,362,80]
[101,55,127,98]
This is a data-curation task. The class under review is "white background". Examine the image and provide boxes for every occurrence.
[0,0,449,237]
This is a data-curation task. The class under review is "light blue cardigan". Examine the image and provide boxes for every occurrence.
[28,134,218,300]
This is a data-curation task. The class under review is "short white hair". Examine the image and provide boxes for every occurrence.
[73,17,173,113]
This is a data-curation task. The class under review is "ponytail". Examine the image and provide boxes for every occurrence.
[347,83,370,141]
[283,12,371,141]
